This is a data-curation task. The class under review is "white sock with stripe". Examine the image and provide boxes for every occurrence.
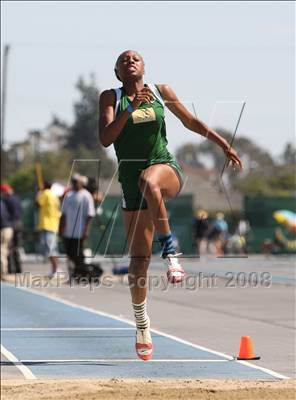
[132,299,149,330]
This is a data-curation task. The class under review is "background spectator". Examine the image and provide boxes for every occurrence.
[1,184,23,273]
[207,212,229,256]
[0,194,13,278]
[60,174,95,279]
[193,209,209,256]
[36,181,61,279]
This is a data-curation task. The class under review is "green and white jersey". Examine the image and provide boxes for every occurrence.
[112,83,181,184]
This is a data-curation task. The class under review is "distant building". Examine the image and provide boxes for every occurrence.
[179,162,243,211]
[7,119,68,165]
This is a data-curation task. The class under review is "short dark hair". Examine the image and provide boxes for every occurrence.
[114,67,122,82]
[43,181,52,189]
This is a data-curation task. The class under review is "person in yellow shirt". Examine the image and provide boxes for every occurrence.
[36,181,61,278]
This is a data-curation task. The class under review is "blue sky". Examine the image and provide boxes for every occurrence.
[1,1,294,159]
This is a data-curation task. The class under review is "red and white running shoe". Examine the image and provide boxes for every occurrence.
[135,327,153,361]
[165,253,185,284]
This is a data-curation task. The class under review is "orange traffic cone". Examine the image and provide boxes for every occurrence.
[237,336,260,360]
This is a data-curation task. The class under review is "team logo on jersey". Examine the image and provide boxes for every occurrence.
[132,108,156,124]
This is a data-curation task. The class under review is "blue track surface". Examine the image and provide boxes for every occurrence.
[1,283,282,380]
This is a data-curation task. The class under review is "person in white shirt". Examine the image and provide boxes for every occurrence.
[60,174,95,278]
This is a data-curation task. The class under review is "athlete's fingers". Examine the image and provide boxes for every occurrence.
[140,87,154,101]
[137,95,152,103]
[136,91,150,98]
[230,156,238,165]
[225,147,243,169]
[135,95,148,101]
[237,155,243,168]
[226,156,238,169]
[224,150,232,168]
[141,87,152,93]
[138,88,152,95]
[230,154,243,169]
[232,154,243,168]
[135,87,154,104]
[136,97,148,103]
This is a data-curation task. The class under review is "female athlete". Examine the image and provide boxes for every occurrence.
[99,50,242,361]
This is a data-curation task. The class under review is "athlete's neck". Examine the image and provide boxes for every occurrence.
[122,79,144,96]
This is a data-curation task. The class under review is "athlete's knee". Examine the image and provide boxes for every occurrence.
[138,173,159,197]
[129,255,150,277]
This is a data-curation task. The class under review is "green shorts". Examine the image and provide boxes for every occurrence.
[120,162,184,211]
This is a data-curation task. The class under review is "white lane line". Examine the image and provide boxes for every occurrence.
[236,360,291,380]
[6,283,290,380]
[1,327,134,331]
[1,344,36,380]
[150,330,289,380]
[18,359,230,363]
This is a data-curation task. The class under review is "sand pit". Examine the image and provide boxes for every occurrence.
[1,378,295,400]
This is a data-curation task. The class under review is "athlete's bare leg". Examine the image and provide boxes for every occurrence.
[138,164,180,235]
[138,164,185,283]
[123,209,154,360]
[123,209,154,304]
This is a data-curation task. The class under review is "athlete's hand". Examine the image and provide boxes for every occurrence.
[131,87,154,110]
[224,146,243,169]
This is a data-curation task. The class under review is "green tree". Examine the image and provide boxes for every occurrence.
[176,128,275,176]
[65,75,115,178]
[281,142,296,165]
[66,75,99,150]
[175,130,296,196]
[8,165,36,197]
[39,149,73,182]
[234,165,296,196]
[68,144,115,179]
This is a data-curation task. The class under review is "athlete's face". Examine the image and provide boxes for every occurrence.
[115,50,145,82]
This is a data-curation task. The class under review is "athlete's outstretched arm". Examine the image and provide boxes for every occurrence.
[157,84,243,168]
